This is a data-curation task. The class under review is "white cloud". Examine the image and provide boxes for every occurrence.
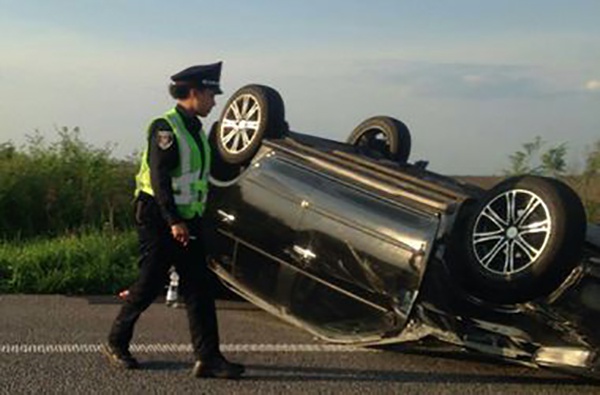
[585,79,600,91]
[364,60,550,100]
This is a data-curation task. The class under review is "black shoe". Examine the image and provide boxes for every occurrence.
[100,343,140,370]
[192,356,245,379]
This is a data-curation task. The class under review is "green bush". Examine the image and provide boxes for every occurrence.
[0,128,137,239]
[0,230,138,294]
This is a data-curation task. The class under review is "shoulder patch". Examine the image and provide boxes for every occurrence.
[157,130,174,150]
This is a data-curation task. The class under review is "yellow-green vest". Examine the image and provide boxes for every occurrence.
[135,108,212,219]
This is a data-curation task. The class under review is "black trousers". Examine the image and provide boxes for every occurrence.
[108,196,220,360]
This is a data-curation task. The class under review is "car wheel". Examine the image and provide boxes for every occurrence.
[453,176,586,304]
[208,121,242,181]
[347,116,411,163]
[215,84,286,165]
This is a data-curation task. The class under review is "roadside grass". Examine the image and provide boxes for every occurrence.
[0,230,138,294]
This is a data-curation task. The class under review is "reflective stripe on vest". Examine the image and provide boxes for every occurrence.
[134,108,211,219]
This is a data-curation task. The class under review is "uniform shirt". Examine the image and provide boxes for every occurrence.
[147,105,207,226]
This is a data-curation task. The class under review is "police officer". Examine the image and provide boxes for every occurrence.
[102,62,244,379]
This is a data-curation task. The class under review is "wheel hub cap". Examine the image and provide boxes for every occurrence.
[219,94,262,154]
[506,227,518,239]
[471,189,552,276]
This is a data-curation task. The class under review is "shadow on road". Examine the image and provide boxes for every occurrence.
[140,360,190,371]
[240,364,593,386]
[106,355,596,386]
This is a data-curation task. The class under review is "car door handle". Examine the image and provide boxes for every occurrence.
[217,210,236,224]
[292,245,317,261]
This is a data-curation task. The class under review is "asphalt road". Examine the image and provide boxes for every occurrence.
[0,295,598,394]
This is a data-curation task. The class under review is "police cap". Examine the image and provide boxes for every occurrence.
[170,62,223,94]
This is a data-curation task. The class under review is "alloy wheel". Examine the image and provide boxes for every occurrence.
[472,189,552,275]
[358,128,390,149]
[220,94,262,155]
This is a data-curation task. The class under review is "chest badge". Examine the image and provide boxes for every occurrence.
[157,130,174,150]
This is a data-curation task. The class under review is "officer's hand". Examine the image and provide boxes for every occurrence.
[171,223,189,246]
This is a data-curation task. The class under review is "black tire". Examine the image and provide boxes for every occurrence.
[347,116,411,163]
[208,121,242,181]
[450,176,586,304]
[215,84,286,165]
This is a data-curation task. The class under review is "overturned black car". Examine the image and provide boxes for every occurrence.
[204,84,600,380]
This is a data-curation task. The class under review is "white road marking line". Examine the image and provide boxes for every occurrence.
[0,343,378,354]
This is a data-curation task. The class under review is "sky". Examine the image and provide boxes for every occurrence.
[0,0,599,175]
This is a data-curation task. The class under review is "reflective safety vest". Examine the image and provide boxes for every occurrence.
[134,108,212,219]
